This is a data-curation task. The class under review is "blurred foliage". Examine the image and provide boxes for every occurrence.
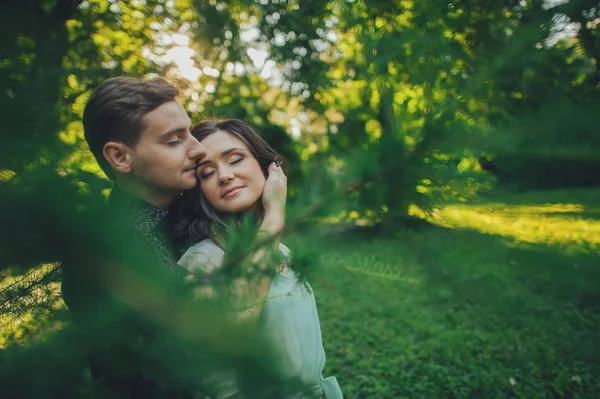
[1,0,599,397]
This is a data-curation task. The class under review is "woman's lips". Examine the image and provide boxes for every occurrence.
[222,186,244,198]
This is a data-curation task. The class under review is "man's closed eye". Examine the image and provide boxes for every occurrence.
[167,138,183,146]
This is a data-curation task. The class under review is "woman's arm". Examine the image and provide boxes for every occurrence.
[230,162,288,324]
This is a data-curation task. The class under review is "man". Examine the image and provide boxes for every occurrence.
[62,77,286,398]
[83,77,205,263]
[62,76,208,398]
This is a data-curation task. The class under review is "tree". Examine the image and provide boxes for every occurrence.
[239,0,599,225]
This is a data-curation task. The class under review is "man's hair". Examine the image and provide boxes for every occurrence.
[83,76,179,179]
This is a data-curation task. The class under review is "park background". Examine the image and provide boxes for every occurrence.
[1,0,599,397]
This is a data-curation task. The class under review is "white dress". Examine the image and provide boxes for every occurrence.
[178,239,343,398]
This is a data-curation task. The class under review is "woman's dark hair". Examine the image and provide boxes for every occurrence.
[170,119,286,250]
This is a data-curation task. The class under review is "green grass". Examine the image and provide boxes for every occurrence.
[292,188,600,398]
[2,188,599,397]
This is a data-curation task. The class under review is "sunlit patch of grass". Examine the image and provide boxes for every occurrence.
[429,202,600,254]
[337,254,422,283]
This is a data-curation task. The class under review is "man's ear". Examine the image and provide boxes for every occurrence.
[103,141,133,174]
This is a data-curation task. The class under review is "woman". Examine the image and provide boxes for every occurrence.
[172,119,343,398]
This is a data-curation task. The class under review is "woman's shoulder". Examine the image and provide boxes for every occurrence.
[177,239,224,273]
[178,240,291,274]
[279,242,291,262]
[184,239,223,255]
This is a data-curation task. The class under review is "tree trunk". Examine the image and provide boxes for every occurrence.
[378,82,412,226]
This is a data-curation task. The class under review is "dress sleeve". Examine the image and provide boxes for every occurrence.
[278,243,292,265]
[177,240,241,398]
[177,239,225,275]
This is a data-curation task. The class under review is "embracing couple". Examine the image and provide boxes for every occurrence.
[61,76,343,399]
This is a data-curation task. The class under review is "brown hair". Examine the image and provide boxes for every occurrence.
[171,119,286,248]
[83,76,179,179]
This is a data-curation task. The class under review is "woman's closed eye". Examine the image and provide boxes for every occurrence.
[199,168,215,179]
[230,155,244,164]
[199,156,244,179]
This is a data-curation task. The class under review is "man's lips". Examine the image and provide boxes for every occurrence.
[222,186,244,198]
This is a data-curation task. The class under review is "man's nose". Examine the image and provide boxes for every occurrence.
[189,138,206,161]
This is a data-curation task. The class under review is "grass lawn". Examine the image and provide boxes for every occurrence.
[292,188,600,398]
[1,188,598,398]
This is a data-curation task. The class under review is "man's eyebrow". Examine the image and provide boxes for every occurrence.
[197,148,246,167]
[160,126,191,138]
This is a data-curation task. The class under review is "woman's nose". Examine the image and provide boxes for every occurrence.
[218,168,234,184]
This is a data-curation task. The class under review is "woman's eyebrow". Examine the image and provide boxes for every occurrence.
[197,148,246,167]
[221,147,245,156]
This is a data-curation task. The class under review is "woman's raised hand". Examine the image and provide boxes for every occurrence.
[260,162,287,237]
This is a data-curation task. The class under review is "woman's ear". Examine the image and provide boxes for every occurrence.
[103,141,133,174]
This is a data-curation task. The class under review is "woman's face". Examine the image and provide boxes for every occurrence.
[196,130,266,214]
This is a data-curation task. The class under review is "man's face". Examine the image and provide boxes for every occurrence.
[128,101,205,203]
